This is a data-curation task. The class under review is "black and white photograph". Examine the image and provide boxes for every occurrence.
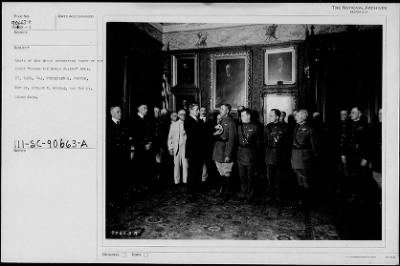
[2,2,399,264]
[106,22,383,241]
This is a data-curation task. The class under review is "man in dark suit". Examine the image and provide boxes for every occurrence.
[107,105,131,208]
[131,104,155,190]
[199,107,214,192]
[184,104,205,200]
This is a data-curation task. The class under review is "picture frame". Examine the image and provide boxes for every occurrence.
[210,51,251,110]
[172,54,198,88]
[265,46,296,85]
[171,88,200,111]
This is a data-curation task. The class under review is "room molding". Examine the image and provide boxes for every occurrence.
[161,23,261,33]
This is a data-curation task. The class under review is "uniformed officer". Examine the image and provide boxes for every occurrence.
[342,107,375,203]
[333,110,351,199]
[236,108,262,202]
[265,109,288,206]
[291,109,317,209]
[213,104,238,203]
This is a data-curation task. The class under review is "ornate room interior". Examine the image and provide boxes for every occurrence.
[107,23,381,124]
[106,23,382,240]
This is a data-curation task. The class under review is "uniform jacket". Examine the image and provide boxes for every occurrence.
[236,122,261,165]
[347,119,371,163]
[212,115,237,162]
[265,122,288,165]
[291,122,317,169]
[184,115,205,160]
[167,120,187,156]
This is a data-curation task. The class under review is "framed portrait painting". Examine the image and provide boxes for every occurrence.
[211,51,250,109]
[172,54,198,88]
[265,47,296,85]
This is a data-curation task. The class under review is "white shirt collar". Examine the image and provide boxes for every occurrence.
[137,112,144,119]
[112,117,120,124]
[190,114,198,121]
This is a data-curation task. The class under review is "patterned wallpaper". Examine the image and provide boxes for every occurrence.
[165,24,380,123]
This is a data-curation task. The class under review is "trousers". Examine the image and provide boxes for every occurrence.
[238,163,256,200]
[173,147,188,184]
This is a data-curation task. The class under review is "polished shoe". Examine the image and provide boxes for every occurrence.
[222,191,230,203]
[237,192,246,201]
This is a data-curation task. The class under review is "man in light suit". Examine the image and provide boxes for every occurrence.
[168,109,188,186]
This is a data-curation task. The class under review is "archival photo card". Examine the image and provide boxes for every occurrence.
[2,3,399,264]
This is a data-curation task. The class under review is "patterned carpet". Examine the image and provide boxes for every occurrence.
[106,186,341,240]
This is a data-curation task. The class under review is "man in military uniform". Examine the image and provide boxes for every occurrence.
[236,108,262,202]
[333,110,350,199]
[343,107,375,204]
[213,104,238,203]
[265,109,288,207]
[107,105,131,209]
[291,109,317,209]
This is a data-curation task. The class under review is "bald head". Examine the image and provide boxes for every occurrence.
[110,106,122,121]
[178,109,186,121]
[295,109,308,124]
[350,107,361,121]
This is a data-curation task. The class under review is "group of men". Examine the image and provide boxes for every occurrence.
[107,103,382,213]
